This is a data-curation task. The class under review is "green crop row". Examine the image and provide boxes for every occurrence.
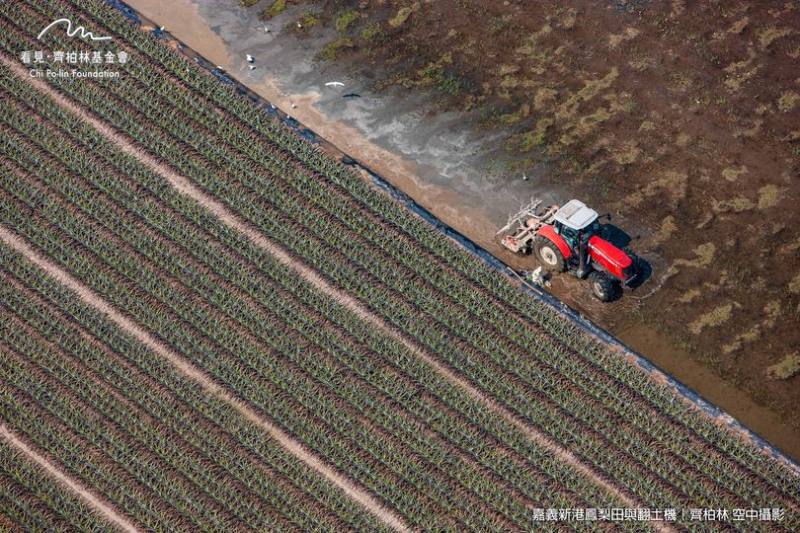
[0,439,109,532]
[0,251,389,532]
[0,94,621,530]
[0,296,353,531]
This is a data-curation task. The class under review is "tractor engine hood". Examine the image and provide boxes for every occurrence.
[588,236,636,283]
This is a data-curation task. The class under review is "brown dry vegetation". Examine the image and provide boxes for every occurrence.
[283,0,800,437]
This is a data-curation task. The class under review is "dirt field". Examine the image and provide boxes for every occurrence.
[250,0,800,452]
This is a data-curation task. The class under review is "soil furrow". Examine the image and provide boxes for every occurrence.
[0,423,139,533]
[0,53,668,531]
[0,222,409,532]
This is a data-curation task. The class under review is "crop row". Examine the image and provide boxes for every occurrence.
[0,252,390,532]
[0,186,476,529]
[1,9,789,523]
[0,95,626,530]
[0,298,364,532]
[0,276,388,531]
[0,437,109,532]
[17,1,799,509]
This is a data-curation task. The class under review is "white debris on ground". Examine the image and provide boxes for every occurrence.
[246,54,254,63]
[527,266,551,288]
[325,81,345,88]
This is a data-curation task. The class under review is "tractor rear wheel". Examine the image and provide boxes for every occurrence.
[534,237,565,272]
[589,271,615,302]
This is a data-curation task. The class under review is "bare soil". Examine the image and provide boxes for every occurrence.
[244,0,800,460]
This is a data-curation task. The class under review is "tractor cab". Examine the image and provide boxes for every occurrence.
[552,200,601,249]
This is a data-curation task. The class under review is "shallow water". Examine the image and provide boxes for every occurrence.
[129,0,564,255]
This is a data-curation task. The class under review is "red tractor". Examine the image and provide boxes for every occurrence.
[498,199,637,301]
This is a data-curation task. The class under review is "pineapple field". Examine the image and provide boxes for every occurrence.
[0,0,797,530]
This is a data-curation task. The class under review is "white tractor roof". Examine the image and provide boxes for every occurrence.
[554,199,598,231]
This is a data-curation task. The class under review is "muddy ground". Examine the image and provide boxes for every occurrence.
[127,0,800,459]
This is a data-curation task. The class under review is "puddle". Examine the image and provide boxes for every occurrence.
[125,0,800,462]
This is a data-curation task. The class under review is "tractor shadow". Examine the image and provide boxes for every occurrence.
[600,223,631,248]
[601,223,652,291]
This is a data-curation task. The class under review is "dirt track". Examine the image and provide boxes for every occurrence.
[0,53,682,529]
[0,423,140,532]
[0,221,410,531]
[1,54,410,532]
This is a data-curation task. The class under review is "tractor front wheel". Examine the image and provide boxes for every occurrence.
[534,237,565,272]
[589,271,616,302]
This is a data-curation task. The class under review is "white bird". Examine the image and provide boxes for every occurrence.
[522,173,528,181]
[159,26,165,31]
[249,65,256,70]
[264,26,271,32]
[291,103,297,109]
[325,81,345,88]
[297,22,303,29]
[246,54,254,63]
